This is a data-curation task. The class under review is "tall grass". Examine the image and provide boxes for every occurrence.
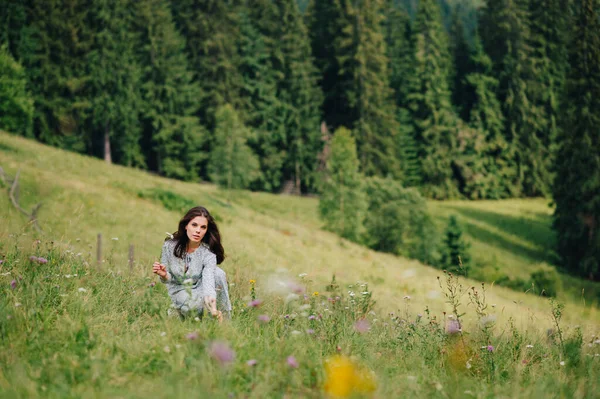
[0,240,598,398]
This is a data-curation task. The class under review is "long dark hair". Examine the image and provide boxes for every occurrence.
[167,206,225,264]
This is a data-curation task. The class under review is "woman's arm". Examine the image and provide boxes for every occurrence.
[201,251,220,319]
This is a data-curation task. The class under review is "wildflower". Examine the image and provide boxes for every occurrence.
[78,288,87,293]
[348,291,355,297]
[29,256,37,262]
[0,260,3,265]
[257,314,270,323]
[160,331,167,337]
[487,345,494,352]
[247,299,263,308]
[336,346,342,352]
[186,331,199,341]
[448,315,455,319]
[163,346,170,353]
[466,360,472,369]
[291,330,302,336]
[323,355,376,398]
[10,280,17,290]
[287,356,299,368]
[165,232,174,239]
[15,302,21,307]
[354,319,370,334]
[208,341,235,366]
[148,282,156,288]
[313,291,319,297]
[480,314,497,326]
[403,295,411,300]
[308,315,316,320]
[560,361,565,366]
[298,273,307,278]
[306,329,315,335]
[287,282,304,294]
[526,344,534,349]
[247,359,258,367]
[446,320,461,335]
[249,279,256,284]
[111,237,119,241]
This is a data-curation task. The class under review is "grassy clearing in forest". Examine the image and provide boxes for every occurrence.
[1,131,600,397]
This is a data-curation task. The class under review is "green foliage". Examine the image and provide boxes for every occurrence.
[133,0,205,181]
[85,0,144,166]
[552,0,600,279]
[439,215,471,276]
[363,177,439,265]
[208,105,260,190]
[318,127,366,242]
[529,268,562,297]
[0,45,33,136]
[137,188,196,213]
[405,0,461,199]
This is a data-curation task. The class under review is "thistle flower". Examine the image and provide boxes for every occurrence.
[306,329,315,335]
[10,280,17,290]
[208,341,235,366]
[247,359,258,367]
[247,299,263,308]
[186,331,199,341]
[257,314,270,323]
[287,356,299,368]
[354,319,370,334]
[486,345,494,352]
[446,320,461,335]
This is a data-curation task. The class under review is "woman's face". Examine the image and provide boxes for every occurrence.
[185,216,209,244]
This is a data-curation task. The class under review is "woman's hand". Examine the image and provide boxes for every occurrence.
[152,262,167,279]
[204,297,223,323]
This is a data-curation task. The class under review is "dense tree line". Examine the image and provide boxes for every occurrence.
[0,0,598,278]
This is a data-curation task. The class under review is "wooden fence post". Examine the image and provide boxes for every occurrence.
[97,233,102,268]
[129,244,134,273]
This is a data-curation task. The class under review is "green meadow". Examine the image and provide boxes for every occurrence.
[1,131,599,398]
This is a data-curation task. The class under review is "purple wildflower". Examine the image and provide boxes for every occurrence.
[287,355,299,368]
[37,257,48,264]
[148,281,156,288]
[257,314,271,323]
[446,320,461,334]
[308,315,316,320]
[247,299,263,308]
[10,280,17,290]
[306,329,315,335]
[0,259,4,265]
[29,256,38,262]
[246,359,258,367]
[354,319,370,334]
[487,345,494,352]
[186,331,199,341]
[287,282,305,295]
[208,341,235,366]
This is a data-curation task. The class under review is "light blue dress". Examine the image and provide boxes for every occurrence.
[159,239,232,317]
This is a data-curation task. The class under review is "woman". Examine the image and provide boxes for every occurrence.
[152,206,232,321]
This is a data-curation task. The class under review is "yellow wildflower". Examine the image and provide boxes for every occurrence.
[324,355,376,398]
[313,291,319,297]
[249,279,256,284]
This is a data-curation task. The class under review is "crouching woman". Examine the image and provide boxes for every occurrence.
[152,206,232,321]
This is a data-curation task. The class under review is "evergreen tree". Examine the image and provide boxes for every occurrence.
[458,35,514,199]
[208,105,260,190]
[0,0,27,58]
[85,0,143,166]
[449,5,474,121]
[133,0,204,180]
[171,0,244,130]
[276,0,324,192]
[240,0,287,192]
[318,127,367,242]
[480,0,550,197]
[439,215,471,276]
[405,0,460,199]
[349,0,400,178]
[306,0,354,130]
[0,45,33,136]
[15,0,91,152]
[553,0,600,279]
[384,2,412,109]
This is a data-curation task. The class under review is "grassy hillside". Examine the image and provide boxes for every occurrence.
[1,131,599,398]
[0,131,598,326]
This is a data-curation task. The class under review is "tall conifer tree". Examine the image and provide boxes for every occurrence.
[405,0,460,199]
[133,0,205,180]
[86,0,143,166]
[553,0,600,279]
